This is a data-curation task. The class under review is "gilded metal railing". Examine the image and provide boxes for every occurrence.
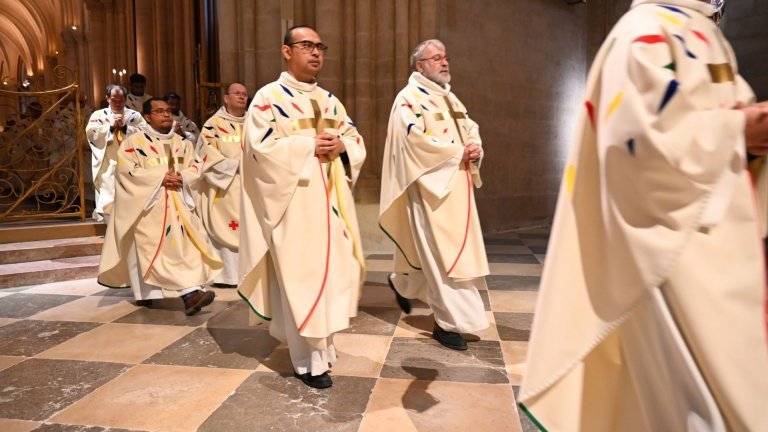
[0,66,87,222]
[198,81,227,127]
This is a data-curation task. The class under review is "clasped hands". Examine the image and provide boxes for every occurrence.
[315,132,345,162]
[462,141,482,164]
[162,172,183,191]
[108,114,125,129]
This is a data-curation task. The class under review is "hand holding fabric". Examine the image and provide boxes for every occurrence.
[739,102,768,156]
[462,141,482,164]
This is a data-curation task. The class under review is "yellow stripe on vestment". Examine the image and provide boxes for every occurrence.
[331,159,366,272]
[604,92,624,121]
[170,191,222,265]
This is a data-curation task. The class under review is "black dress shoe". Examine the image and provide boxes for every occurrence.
[387,273,412,314]
[211,282,237,288]
[181,290,216,316]
[432,322,467,350]
[294,371,333,389]
[135,299,152,307]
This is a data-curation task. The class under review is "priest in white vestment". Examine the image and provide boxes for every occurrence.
[98,98,221,316]
[165,92,200,143]
[125,73,153,112]
[519,1,768,431]
[196,83,248,287]
[379,39,489,351]
[239,26,366,389]
[86,84,145,221]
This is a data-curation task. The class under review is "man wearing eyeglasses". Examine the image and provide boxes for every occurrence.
[520,1,768,431]
[98,98,222,316]
[239,25,366,389]
[196,83,249,289]
[86,84,146,222]
[380,39,489,352]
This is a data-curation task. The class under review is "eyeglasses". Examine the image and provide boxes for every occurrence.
[150,109,173,116]
[418,55,450,64]
[227,92,248,98]
[287,40,329,53]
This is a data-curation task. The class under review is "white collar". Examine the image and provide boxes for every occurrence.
[630,0,715,16]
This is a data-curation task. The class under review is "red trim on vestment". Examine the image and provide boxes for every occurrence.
[447,162,472,276]
[298,159,332,333]
[143,191,169,280]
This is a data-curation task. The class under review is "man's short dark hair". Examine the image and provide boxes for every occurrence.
[142,97,167,115]
[283,25,317,45]
[105,84,128,97]
[164,92,181,102]
[129,73,147,84]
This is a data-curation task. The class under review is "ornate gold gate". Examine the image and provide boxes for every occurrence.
[0,66,87,222]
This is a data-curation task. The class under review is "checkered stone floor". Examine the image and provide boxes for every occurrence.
[0,229,549,432]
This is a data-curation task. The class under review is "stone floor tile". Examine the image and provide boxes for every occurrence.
[483,237,525,246]
[113,298,232,326]
[0,294,81,319]
[0,359,130,421]
[0,320,99,356]
[332,333,391,378]
[90,288,133,298]
[204,287,242,303]
[486,275,541,291]
[520,238,548,246]
[36,323,193,364]
[381,338,508,384]
[0,318,18,328]
[340,306,401,336]
[488,262,543,276]
[500,341,528,386]
[528,245,548,254]
[487,253,541,264]
[394,309,498,341]
[205,301,269,330]
[365,260,396,272]
[488,291,538,313]
[145,327,278,370]
[31,424,143,432]
[358,378,522,432]
[485,244,534,254]
[0,419,41,432]
[358,282,397,308]
[0,356,25,373]
[50,364,251,432]
[19,279,105,296]
[254,344,294,374]
[494,312,534,342]
[28,296,139,323]
[198,372,376,432]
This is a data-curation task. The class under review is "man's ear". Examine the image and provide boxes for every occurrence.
[281,45,292,62]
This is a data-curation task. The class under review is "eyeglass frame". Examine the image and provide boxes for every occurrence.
[150,108,173,116]
[286,40,329,54]
[417,54,450,64]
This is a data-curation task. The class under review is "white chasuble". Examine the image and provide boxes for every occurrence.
[98,127,222,294]
[379,72,489,280]
[239,72,366,339]
[519,2,768,431]
[86,108,145,220]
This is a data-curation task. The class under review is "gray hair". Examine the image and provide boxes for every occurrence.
[410,39,446,70]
